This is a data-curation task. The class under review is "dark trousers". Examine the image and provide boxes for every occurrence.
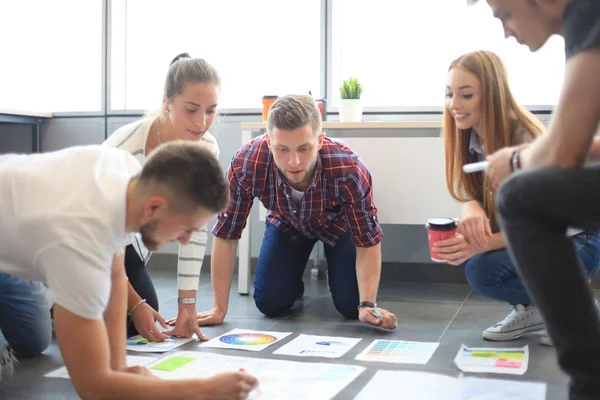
[497,165,600,400]
[253,221,360,319]
[125,244,159,337]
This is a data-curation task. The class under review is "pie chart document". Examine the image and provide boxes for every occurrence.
[273,334,362,358]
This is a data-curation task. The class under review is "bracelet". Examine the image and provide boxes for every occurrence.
[510,149,522,172]
[128,298,146,316]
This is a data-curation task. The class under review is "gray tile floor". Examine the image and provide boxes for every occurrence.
[1,269,590,400]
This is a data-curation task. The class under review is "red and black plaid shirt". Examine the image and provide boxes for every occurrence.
[212,134,383,247]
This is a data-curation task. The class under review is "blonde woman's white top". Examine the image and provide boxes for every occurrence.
[103,117,220,291]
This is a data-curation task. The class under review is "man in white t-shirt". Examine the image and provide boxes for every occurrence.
[0,142,258,399]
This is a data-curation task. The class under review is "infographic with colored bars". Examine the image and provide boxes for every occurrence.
[355,339,439,364]
[453,344,529,375]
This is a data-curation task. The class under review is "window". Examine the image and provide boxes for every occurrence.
[331,0,565,110]
[0,1,103,112]
[110,0,322,112]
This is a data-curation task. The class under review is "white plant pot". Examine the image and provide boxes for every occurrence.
[339,99,363,122]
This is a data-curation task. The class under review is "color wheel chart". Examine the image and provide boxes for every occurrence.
[219,333,277,345]
[201,329,292,352]
[355,340,439,364]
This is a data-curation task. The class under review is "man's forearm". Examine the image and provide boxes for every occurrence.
[355,243,382,303]
[211,237,238,312]
[104,255,127,370]
[522,52,600,169]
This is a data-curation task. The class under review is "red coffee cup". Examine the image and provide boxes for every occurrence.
[426,217,457,263]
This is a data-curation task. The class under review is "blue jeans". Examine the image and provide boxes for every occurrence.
[461,230,600,306]
[253,221,359,318]
[0,272,52,356]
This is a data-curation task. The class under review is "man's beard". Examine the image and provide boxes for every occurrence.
[139,221,160,251]
[283,162,317,189]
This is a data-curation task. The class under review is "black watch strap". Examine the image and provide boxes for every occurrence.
[357,301,377,310]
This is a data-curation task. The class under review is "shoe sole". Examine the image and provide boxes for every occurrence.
[482,323,545,341]
[540,336,553,346]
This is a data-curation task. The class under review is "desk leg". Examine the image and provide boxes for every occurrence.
[238,225,251,295]
[237,129,254,295]
[31,123,40,153]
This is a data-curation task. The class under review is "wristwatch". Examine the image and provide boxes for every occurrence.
[357,301,377,310]
[178,297,196,305]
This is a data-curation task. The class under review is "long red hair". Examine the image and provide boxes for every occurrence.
[443,51,544,232]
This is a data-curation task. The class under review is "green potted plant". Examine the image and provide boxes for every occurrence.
[339,77,363,122]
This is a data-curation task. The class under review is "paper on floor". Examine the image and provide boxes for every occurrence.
[355,339,439,364]
[44,355,157,379]
[273,334,361,358]
[199,328,292,352]
[454,344,529,375]
[146,351,365,400]
[126,334,197,353]
[355,370,546,400]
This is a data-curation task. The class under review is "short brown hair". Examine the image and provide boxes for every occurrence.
[138,141,228,214]
[266,94,322,135]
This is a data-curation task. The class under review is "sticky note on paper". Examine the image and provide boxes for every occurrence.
[495,359,522,368]
[150,356,194,371]
[498,352,524,360]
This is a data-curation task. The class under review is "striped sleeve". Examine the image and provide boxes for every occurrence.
[176,134,220,290]
[177,225,208,290]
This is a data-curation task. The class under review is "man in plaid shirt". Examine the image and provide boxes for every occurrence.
[195,94,397,330]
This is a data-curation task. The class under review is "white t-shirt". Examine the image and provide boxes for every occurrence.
[0,145,140,320]
[103,117,220,291]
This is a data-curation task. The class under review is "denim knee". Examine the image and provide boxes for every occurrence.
[463,255,490,295]
[12,327,51,356]
[253,291,295,318]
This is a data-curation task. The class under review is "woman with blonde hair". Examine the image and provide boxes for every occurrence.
[104,52,221,342]
[434,50,600,344]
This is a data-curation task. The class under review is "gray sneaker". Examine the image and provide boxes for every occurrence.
[0,345,17,383]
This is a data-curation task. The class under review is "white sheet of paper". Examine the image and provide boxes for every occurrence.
[199,328,292,352]
[355,370,458,400]
[456,376,547,399]
[44,355,157,379]
[126,334,197,353]
[355,339,439,364]
[454,344,529,375]
[272,334,361,358]
[146,351,365,400]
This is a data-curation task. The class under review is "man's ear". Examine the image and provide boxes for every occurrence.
[317,131,326,150]
[142,196,167,221]
[265,132,272,150]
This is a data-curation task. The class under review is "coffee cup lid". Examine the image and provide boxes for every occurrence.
[426,217,457,231]
[262,95,278,99]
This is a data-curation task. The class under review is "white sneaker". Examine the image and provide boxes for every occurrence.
[540,331,552,346]
[0,345,17,383]
[483,305,545,341]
